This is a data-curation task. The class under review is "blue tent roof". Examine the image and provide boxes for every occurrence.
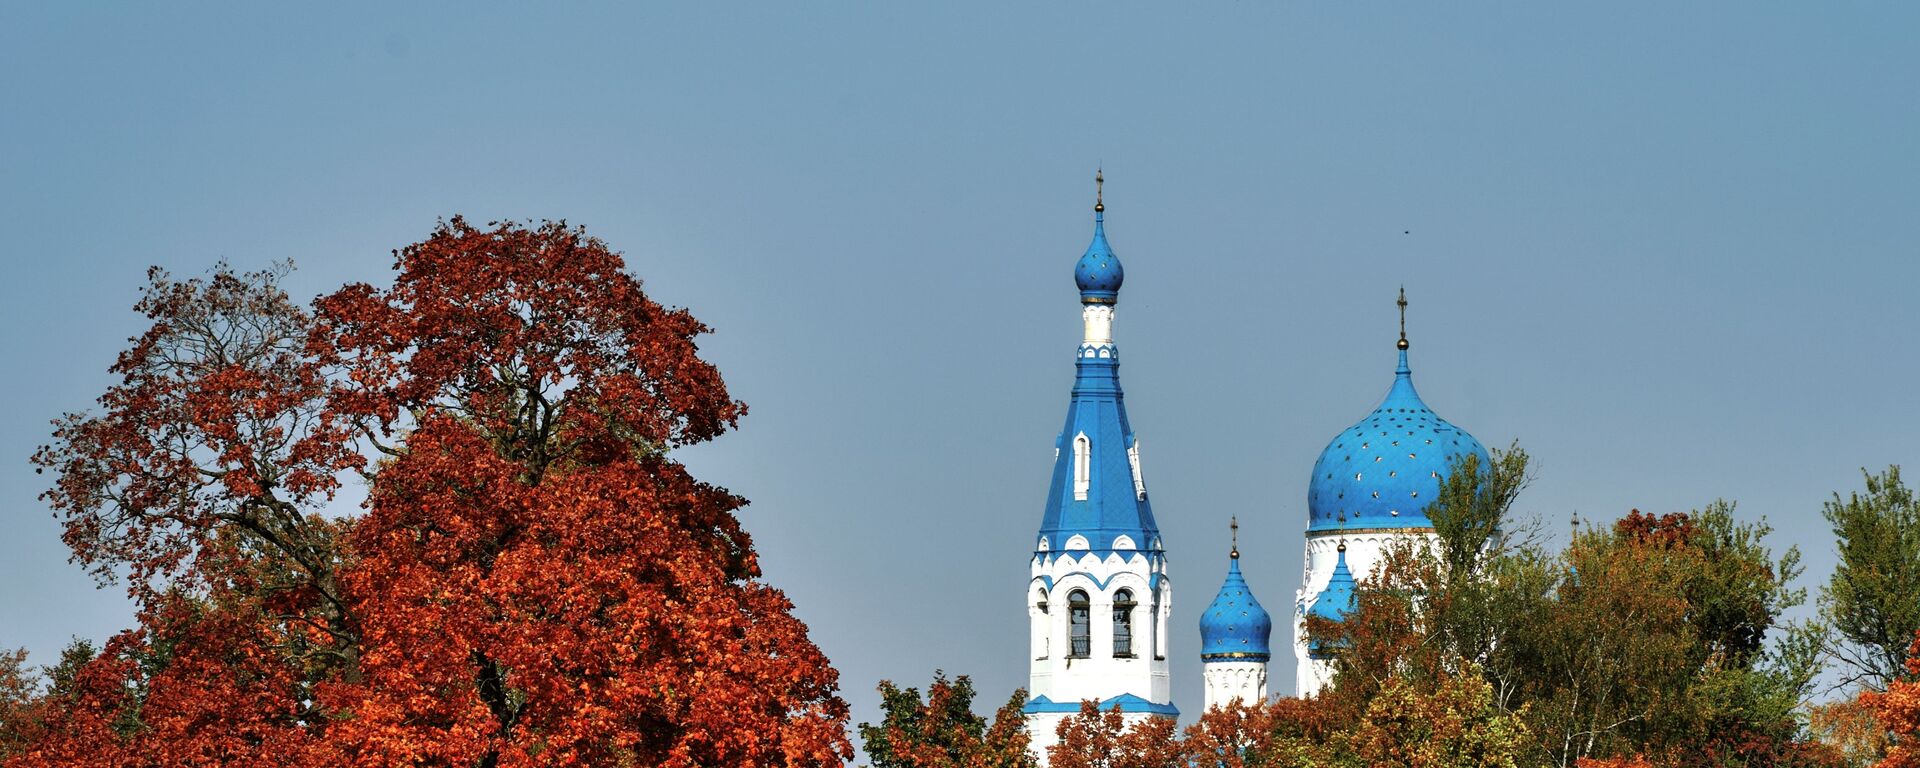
[1036,205,1159,555]
[1306,544,1357,659]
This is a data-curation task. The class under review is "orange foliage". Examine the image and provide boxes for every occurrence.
[1576,757,1657,768]
[1864,630,1920,768]
[1047,701,1182,768]
[19,220,850,766]
[1046,698,1333,768]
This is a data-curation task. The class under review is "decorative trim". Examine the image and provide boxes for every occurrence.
[1201,652,1273,661]
[1305,526,1435,537]
[1022,694,1178,716]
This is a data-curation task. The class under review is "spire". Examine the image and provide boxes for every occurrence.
[1397,286,1409,351]
[1395,286,1412,377]
[1094,167,1104,213]
[1230,516,1240,559]
[1038,173,1154,552]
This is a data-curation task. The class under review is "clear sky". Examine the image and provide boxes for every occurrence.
[3,1,1916,739]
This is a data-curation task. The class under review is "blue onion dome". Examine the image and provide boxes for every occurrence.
[1074,171,1123,304]
[1307,541,1357,659]
[1199,528,1273,661]
[1305,292,1487,533]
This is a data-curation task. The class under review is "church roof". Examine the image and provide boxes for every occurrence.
[1073,170,1122,303]
[1022,693,1179,716]
[1035,188,1159,557]
[1199,544,1272,661]
[1305,293,1487,533]
[1306,542,1357,659]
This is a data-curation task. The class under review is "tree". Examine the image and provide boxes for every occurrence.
[0,650,36,760]
[310,218,848,766]
[1810,695,1895,768]
[857,673,1033,768]
[1575,757,1656,768]
[1821,467,1920,691]
[1862,631,1920,768]
[28,262,363,763]
[18,580,341,766]
[1303,445,1829,767]
[21,219,852,767]
[1047,702,1181,768]
[1304,447,1552,722]
[1349,669,1531,768]
[32,261,359,624]
[1181,700,1279,768]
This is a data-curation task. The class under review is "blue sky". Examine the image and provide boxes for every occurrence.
[3,2,1916,734]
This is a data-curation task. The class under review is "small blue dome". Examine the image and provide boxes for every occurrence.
[1074,211,1123,303]
[1305,348,1487,533]
[1199,554,1272,661]
[1306,545,1357,659]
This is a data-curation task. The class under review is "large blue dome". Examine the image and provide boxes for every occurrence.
[1074,210,1123,303]
[1199,555,1272,661]
[1306,348,1487,533]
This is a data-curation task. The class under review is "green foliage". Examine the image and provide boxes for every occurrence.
[40,639,95,701]
[1425,446,1532,581]
[0,649,36,759]
[1304,445,1830,766]
[859,672,1035,768]
[1351,668,1532,768]
[1820,466,1920,690]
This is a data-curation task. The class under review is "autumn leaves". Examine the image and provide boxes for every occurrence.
[16,220,851,767]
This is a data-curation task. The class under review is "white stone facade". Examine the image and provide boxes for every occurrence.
[1026,543,1172,760]
[1202,661,1267,710]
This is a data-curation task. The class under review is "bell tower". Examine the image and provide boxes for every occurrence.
[1023,173,1177,762]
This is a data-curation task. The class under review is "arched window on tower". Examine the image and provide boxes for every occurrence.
[1112,589,1137,657]
[1032,588,1050,660]
[1072,433,1091,500]
[1068,590,1091,659]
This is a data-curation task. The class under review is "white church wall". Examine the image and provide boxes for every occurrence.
[1202,661,1268,711]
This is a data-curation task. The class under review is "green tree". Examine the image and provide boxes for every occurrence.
[0,649,36,760]
[1304,447,1831,766]
[39,639,96,701]
[1350,668,1532,768]
[1821,466,1920,691]
[859,672,1035,768]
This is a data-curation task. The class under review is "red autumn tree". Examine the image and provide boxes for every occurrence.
[27,263,362,765]
[22,219,851,766]
[308,218,848,766]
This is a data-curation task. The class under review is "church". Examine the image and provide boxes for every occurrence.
[1019,174,1489,760]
